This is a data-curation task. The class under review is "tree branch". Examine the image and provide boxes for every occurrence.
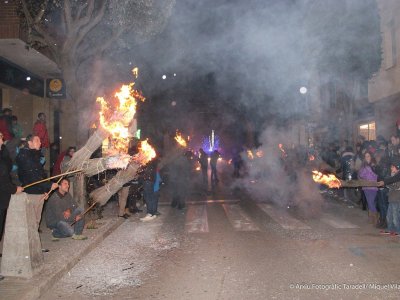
[77,1,89,20]
[71,0,107,54]
[63,0,73,34]
[75,0,96,29]
[78,26,126,62]
[21,0,57,52]
[34,0,49,24]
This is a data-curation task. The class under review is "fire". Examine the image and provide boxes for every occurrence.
[132,67,139,78]
[135,139,156,164]
[97,68,145,153]
[312,170,341,189]
[174,130,187,148]
[247,150,254,160]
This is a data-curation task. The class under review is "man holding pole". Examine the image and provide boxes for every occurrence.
[45,178,87,240]
[16,134,58,227]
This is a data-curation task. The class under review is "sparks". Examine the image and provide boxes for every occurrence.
[174,130,187,148]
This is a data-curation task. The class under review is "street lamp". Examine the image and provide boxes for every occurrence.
[299,86,307,94]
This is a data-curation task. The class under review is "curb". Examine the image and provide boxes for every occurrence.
[21,218,125,300]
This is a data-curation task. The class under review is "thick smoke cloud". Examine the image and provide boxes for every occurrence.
[133,0,380,213]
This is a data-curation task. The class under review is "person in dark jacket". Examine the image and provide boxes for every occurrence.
[375,150,390,229]
[198,148,208,185]
[45,178,86,240]
[0,156,24,241]
[1,132,24,242]
[210,150,220,184]
[16,135,58,227]
[140,158,160,221]
[169,152,192,210]
[378,158,400,235]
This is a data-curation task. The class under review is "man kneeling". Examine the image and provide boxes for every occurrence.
[45,178,87,240]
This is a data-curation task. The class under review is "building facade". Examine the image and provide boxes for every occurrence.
[368,0,400,138]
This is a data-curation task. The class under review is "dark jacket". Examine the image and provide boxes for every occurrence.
[0,144,12,173]
[0,159,17,209]
[142,159,158,182]
[45,191,78,228]
[16,147,51,194]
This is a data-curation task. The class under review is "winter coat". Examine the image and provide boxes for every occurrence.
[45,191,78,228]
[33,120,49,148]
[16,147,51,194]
[0,159,17,209]
[358,165,378,191]
[0,115,13,141]
[0,144,12,172]
[52,151,66,176]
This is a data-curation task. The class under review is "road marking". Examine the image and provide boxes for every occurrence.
[185,205,209,233]
[187,199,240,205]
[320,213,360,229]
[222,204,260,231]
[257,203,311,230]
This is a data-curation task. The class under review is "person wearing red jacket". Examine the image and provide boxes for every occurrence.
[33,113,50,155]
[0,108,13,141]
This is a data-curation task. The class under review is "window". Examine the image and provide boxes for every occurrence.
[359,121,376,141]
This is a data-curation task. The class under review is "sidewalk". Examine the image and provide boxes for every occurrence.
[0,201,124,300]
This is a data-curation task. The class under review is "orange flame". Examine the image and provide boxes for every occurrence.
[132,67,139,79]
[312,170,341,189]
[247,150,254,160]
[97,74,145,153]
[278,143,287,158]
[135,139,156,164]
[174,130,187,148]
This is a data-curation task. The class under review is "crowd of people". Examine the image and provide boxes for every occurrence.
[315,134,400,236]
[0,108,88,252]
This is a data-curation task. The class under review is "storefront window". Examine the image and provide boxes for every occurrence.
[359,121,376,140]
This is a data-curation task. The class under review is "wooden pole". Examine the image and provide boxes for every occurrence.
[70,202,97,226]
[22,169,83,189]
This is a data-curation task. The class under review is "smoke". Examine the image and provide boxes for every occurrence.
[130,0,380,212]
[233,126,324,217]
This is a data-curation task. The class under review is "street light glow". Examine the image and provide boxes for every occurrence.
[299,86,307,94]
[162,75,167,80]
[26,76,31,81]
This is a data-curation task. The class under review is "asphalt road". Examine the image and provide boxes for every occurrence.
[40,181,400,300]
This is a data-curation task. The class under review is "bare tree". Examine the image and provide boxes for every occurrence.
[19,0,175,145]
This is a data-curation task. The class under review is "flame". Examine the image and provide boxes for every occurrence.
[256,150,264,158]
[135,139,156,164]
[174,130,187,148]
[312,170,341,189]
[247,150,254,160]
[278,143,287,158]
[132,67,139,78]
[97,74,145,153]
[195,161,201,171]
